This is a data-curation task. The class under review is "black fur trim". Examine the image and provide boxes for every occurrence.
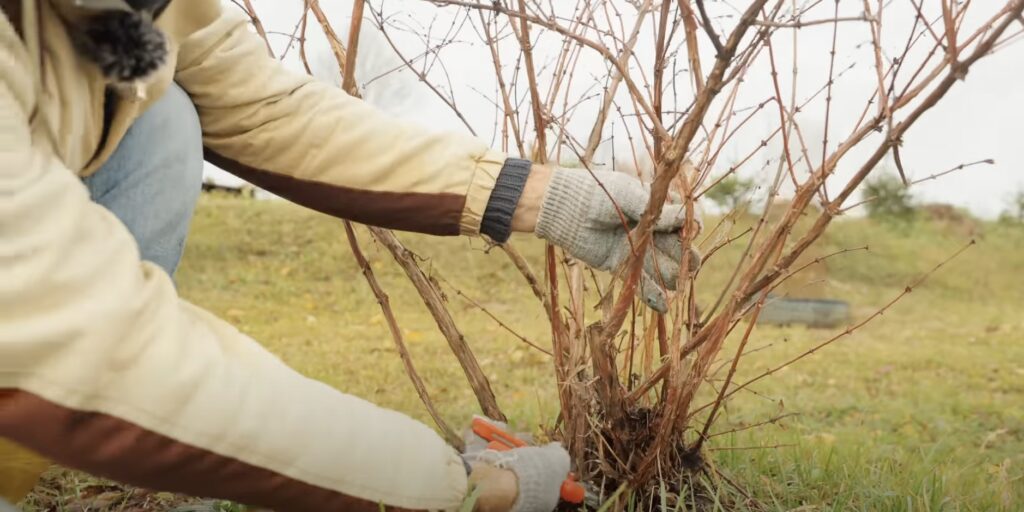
[126,0,170,12]
[70,10,167,84]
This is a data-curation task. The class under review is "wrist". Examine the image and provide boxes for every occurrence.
[510,164,553,234]
[468,463,519,512]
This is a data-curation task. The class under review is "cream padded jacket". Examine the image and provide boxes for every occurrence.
[0,0,509,510]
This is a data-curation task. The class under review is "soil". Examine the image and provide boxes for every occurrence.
[21,470,240,512]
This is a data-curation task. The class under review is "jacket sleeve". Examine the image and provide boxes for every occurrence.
[0,20,466,512]
[166,1,506,236]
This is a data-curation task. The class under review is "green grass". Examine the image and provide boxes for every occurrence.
[29,195,1024,510]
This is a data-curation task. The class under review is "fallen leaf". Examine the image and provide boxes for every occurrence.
[980,428,1009,451]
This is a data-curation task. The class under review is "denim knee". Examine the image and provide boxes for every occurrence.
[86,83,204,276]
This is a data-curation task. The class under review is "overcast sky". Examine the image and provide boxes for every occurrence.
[232,0,1024,219]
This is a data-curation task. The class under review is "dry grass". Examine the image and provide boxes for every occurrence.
[28,195,1024,510]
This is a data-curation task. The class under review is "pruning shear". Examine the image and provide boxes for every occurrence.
[471,417,597,508]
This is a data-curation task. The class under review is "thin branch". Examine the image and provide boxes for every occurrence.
[698,240,976,413]
[325,0,505,421]
[309,0,348,81]
[709,413,800,438]
[754,14,870,28]
[437,274,553,356]
[371,228,507,421]
[694,0,725,54]
[342,0,366,95]
[237,0,274,58]
[342,224,462,448]
[428,0,669,139]
[908,158,995,186]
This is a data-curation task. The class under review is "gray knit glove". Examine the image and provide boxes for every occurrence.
[536,168,701,313]
[463,418,570,512]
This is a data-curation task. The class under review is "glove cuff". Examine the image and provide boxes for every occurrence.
[535,168,591,249]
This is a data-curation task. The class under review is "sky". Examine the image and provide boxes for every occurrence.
[214,0,1024,219]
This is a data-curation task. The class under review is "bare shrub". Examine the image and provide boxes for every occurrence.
[238,0,1024,507]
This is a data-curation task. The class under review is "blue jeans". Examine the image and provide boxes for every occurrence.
[84,83,204,276]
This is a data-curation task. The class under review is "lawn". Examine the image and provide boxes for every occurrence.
[23,195,1024,511]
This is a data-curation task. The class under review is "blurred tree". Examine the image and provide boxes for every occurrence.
[705,174,755,213]
[309,16,416,117]
[863,173,916,222]
[999,190,1024,224]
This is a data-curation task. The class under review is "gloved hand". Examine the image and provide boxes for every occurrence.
[462,418,570,512]
[535,168,701,313]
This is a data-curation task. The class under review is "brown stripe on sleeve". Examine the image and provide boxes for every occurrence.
[0,390,421,512]
[0,0,23,38]
[205,149,464,236]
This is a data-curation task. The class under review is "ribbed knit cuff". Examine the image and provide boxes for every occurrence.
[534,168,589,250]
[480,158,532,243]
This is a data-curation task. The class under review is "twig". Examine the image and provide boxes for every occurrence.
[908,158,995,186]
[677,0,706,94]
[342,0,366,95]
[342,224,462,448]
[309,0,347,79]
[428,0,669,139]
[694,0,725,55]
[747,2,1022,298]
[710,443,795,451]
[819,0,840,194]
[327,1,506,421]
[709,413,799,438]
[279,2,310,60]
[602,0,772,346]
[698,239,976,414]
[236,0,274,58]
[371,228,507,421]
[840,159,995,214]
[367,5,479,136]
[754,15,870,28]
[499,243,552,319]
[694,288,769,450]
[437,274,553,356]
